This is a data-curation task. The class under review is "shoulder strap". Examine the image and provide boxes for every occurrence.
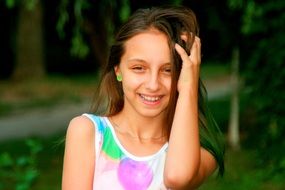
[82,113,105,160]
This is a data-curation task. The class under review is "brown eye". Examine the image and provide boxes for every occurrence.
[162,67,172,74]
[132,65,145,72]
[165,68,171,73]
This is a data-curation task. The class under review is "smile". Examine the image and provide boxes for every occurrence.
[139,94,162,102]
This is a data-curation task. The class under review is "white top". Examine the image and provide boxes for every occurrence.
[83,114,169,190]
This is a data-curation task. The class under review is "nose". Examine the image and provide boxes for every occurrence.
[145,71,160,91]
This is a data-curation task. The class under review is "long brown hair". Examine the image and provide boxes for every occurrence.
[91,6,225,175]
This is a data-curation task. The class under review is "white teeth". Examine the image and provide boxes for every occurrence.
[140,94,161,102]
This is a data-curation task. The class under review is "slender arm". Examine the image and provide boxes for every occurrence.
[62,116,95,190]
[164,38,217,189]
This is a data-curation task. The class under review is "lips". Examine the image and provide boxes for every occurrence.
[139,94,162,103]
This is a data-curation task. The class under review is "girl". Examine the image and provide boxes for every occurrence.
[62,6,224,190]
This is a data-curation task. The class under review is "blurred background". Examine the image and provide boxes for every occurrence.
[0,0,284,189]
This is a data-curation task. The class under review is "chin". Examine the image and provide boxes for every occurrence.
[137,108,167,119]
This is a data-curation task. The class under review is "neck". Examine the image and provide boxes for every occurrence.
[110,110,167,141]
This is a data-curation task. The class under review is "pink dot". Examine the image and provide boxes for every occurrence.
[118,158,153,190]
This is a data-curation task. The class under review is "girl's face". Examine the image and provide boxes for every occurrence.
[115,29,172,119]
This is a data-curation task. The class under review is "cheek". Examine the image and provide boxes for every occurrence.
[163,77,172,92]
[121,76,143,93]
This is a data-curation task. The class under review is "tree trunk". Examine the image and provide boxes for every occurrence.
[12,0,45,80]
[228,47,240,150]
[83,19,108,68]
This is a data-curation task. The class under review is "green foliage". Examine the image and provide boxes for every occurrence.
[228,0,243,9]
[241,1,263,34]
[56,0,69,39]
[56,0,91,58]
[0,139,42,190]
[71,0,91,58]
[119,0,130,22]
[171,0,183,6]
[56,0,183,59]
[229,0,285,178]
[200,149,285,190]
[228,0,263,34]
[5,0,37,10]
[70,30,90,59]
[5,0,16,8]
[23,0,37,10]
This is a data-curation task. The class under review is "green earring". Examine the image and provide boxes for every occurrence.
[116,75,122,82]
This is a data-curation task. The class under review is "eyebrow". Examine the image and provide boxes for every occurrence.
[126,58,146,64]
[126,58,171,65]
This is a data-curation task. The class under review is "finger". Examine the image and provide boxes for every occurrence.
[175,43,191,64]
[180,32,194,43]
[180,32,188,42]
[189,37,201,65]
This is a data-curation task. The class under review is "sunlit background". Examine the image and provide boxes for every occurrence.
[0,0,284,189]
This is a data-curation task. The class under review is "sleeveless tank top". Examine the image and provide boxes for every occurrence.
[83,114,169,190]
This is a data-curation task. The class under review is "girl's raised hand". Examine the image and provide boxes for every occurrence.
[175,36,201,94]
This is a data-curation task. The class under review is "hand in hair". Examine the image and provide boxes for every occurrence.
[175,36,201,94]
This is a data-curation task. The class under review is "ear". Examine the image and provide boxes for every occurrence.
[114,65,121,76]
[114,66,123,82]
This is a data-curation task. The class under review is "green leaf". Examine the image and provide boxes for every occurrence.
[0,152,14,167]
[70,32,89,59]
[119,0,130,22]
[280,158,285,169]
[228,0,243,9]
[56,0,70,39]
[16,156,30,166]
[25,139,43,154]
[23,169,39,182]
[16,183,29,190]
[24,0,37,10]
[6,0,16,8]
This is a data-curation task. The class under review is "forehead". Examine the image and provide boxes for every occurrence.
[123,29,171,62]
[126,29,169,47]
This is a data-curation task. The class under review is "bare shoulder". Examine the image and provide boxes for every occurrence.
[62,115,96,189]
[65,115,95,141]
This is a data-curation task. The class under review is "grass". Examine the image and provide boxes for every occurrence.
[0,134,64,190]
[200,149,285,190]
[32,134,64,190]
